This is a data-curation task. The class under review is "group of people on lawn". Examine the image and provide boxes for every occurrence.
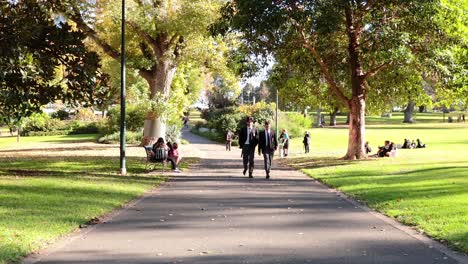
[365,138,427,158]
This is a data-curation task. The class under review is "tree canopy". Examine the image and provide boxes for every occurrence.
[215,0,468,159]
[0,1,109,122]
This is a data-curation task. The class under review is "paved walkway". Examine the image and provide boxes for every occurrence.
[26,131,467,264]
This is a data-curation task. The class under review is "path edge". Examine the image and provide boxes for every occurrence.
[281,160,468,264]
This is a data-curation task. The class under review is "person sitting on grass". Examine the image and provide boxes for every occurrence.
[416,139,426,148]
[410,140,417,149]
[401,138,410,149]
[364,141,372,154]
[152,137,180,172]
[376,140,392,157]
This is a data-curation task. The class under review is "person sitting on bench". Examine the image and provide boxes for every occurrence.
[168,142,182,171]
[152,137,180,172]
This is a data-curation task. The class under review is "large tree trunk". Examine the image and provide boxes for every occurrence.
[316,108,322,127]
[343,5,367,160]
[403,100,415,123]
[329,108,338,126]
[140,57,177,146]
[344,97,366,160]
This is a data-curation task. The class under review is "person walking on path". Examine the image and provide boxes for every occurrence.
[279,128,290,157]
[238,116,258,178]
[303,131,311,153]
[225,130,233,151]
[258,120,278,179]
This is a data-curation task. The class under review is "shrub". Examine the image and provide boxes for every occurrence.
[21,113,68,135]
[26,130,70,136]
[253,107,275,126]
[166,124,182,144]
[69,122,99,134]
[107,104,148,133]
[51,109,70,120]
[98,131,142,144]
[278,112,312,138]
[203,107,245,134]
[238,102,276,117]
[75,108,99,122]
[22,112,49,132]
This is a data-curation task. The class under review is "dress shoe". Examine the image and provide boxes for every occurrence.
[266,172,270,179]
[249,173,253,178]
[243,169,247,176]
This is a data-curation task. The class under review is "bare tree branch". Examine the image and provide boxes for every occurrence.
[284,4,350,107]
[302,41,350,107]
[364,62,391,79]
[126,20,158,56]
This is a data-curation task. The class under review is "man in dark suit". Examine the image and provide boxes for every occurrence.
[257,120,278,179]
[238,116,258,178]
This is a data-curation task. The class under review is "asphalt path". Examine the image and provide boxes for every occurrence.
[25,130,467,264]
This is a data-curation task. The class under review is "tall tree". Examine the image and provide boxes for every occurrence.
[0,1,108,126]
[215,0,466,159]
[51,0,236,142]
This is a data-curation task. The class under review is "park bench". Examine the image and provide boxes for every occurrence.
[143,146,168,173]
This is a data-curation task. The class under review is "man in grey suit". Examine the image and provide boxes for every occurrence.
[258,120,278,179]
[238,116,258,178]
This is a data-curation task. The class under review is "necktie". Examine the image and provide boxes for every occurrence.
[266,131,270,148]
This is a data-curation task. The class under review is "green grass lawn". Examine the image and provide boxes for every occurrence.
[285,122,468,253]
[0,134,98,149]
[308,111,465,125]
[0,134,198,264]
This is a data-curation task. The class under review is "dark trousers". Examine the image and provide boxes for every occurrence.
[304,144,309,153]
[263,152,274,173]
[242,144,255,174]
[167,157,177,169]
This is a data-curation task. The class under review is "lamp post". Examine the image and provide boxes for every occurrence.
[275,86,278,138]
[120,0,126,176]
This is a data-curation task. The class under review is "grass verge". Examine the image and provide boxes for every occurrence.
[0,135,199,264]
[284,123,468,254]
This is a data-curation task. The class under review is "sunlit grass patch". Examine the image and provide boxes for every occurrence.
[286,123,468,253]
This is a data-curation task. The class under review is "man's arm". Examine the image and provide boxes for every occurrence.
[238,128,244,148]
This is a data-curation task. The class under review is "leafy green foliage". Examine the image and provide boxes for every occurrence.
[20,113,65,136]
[51,110,70,120]
[203,107,245,134]
[107,104,148,133]
[216,0,467,158]
[0,1,109,122]
[278,112,312,138]
[98,131,142,144]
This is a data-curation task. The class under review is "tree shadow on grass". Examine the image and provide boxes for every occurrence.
[285,156,374,170]
[0,145,115,153]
